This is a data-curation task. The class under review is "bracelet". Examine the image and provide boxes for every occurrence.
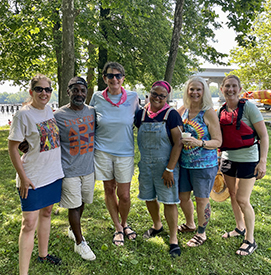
[217,156,221,159]
[201,140,206,148]
[165,167,174,173]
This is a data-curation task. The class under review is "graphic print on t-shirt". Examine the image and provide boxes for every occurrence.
[68,119,95,156]
[37,118,60,152]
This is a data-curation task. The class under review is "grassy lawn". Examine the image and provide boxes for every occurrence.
[0,125,271,275]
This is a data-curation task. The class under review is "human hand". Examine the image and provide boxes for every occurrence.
[18,140,29,154]
[162,170,174,188]
[255,161,266,180]
[19,178,35,199]
[181,137,201,147]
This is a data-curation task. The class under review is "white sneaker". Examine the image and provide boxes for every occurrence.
[68,227,85,242]
[74,241,96,261]
[68,227,76,241]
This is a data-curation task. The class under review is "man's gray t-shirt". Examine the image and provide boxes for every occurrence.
[54,104,95,178]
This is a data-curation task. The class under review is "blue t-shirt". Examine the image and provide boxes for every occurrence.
[90,90,139,157]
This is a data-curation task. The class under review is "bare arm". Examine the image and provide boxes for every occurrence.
[162,126,183,187]
[8,140,35,199]
[253,120,269,179]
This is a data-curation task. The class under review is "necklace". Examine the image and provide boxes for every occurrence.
[68,104,85,123]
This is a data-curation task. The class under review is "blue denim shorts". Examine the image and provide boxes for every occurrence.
[179,166,218,198]
[138,158,180,204]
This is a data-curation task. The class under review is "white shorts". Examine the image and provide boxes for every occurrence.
[60,173,95,209]
[94,149,134,183]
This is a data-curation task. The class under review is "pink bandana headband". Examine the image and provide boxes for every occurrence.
[151,80,171,94]
[102,87,127,107]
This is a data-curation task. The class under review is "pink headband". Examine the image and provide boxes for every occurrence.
[151,80,171,94]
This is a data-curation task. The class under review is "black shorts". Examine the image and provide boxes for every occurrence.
[220,159,258,179]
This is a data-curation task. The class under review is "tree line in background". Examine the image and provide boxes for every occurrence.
[0,90,58,104]
[0,0,264,106]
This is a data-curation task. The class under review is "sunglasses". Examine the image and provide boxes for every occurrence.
[33,86,53,93]
[104,73,124,79]
[150,91,167,100]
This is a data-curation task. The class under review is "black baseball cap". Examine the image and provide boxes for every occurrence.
[68,76,88,89]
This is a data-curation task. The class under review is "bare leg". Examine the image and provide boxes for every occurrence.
[186,198,209,247]
[236,178,256,255]
[69,203,84,245]
[19,210,39,275]
[37,205,53,257]
[164,204,178,244]
[146,200,163,230]
[222,175,246,238]
[117,182,137,239]
[179,191,196,229]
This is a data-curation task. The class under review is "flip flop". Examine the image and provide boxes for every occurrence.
[112,231,124,246]
[177,224,196,233]
[222,227,246,238]
[143,226,164,239]
[123,226,137,240]
[187,234,207,247]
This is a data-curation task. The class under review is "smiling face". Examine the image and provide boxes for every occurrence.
[221,77,242,103]
[103,68,125,94]
[187,81,204,104]
[30,79,52,110]
[68,84,87,109]
[149,86,168,112]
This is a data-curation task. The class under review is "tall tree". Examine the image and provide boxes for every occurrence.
[60,0,75,106]
[164,0,185,85]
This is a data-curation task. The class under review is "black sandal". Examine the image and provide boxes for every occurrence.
[223,227,246,238]
[123,226,137,240]
[112,231,124,246]
[143,226,163,239]
[169,244,181,257]
[236,239,257,256]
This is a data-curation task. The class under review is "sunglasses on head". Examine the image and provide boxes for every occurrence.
[33,86,53,93]
[150,91,167,100]
[104,73,124,80]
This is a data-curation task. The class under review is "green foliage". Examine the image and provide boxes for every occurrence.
[0,0,266,93]
[0,90,58,104]
[0,125,271,274]
[229,0,271,90]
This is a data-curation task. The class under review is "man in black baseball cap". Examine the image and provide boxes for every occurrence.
[68,76,88,89]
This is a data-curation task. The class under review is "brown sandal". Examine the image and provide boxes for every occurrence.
[187,234,207,247]
[177,224,196,233]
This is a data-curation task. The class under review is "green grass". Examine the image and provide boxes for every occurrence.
[0,127,271,275]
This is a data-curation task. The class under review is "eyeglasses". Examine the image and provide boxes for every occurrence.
[104,73,124,79]
[33,86,53,93]
[69,87,87,94]
[150,91,167,100]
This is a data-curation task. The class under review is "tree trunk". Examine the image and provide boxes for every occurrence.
[59,0,75,107]
[164,0,185,85]
[53,10,62,108]
[98,7,110,91]
[86,43,96,105]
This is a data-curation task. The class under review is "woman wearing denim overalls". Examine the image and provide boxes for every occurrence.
[135,81,183,257]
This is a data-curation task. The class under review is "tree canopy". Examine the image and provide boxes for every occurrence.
[0,0,266,105]
[229,0,271,90]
